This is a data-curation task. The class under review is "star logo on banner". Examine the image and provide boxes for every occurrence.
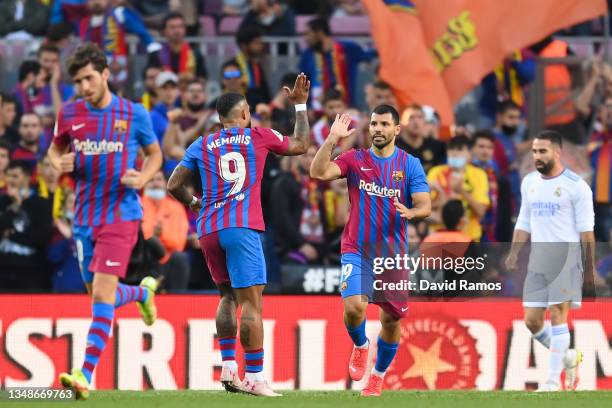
[401,337,456,389]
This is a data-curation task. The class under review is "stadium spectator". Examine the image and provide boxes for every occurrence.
[270,146,327,264]
[0,94,20,148]
[141,170,190,291]
[589,95,612,242]
[47,188,85,293]
[332,0,365,17]
[311,89,356,152]
[299,17,376,109]
[13,61,45,116]
[0,141,10,193]
[0,161,53,291]
[223,0,250,16]
[427,135,490,242]
[150,12,207,82]
[141,65,161,111]
[36,43,76,124]
[239,0,296,38]
[208,61,247,109]
[0,0,50,38]
[127,0,199,34]
[365,80,397,112]
[54,0,161,86]
[233,26,271,108]
[162,79,211,174]
[479,49,535,127]
[11,113,44,176]
[396,104,446,173]
[37,155,69,221]
[150,70,180,143]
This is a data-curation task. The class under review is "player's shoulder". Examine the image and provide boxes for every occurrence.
[561,168,583,183]
[119,97,147,117]
[59,99,86,119]
[250,126,283,140]
[522,171,540,185]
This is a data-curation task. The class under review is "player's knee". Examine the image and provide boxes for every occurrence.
[524,315,544,334]
[343,298,367,322]
[380,313,401,330]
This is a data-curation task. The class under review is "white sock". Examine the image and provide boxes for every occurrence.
[371,368,385,377]
[245,371,265,382]
[224,360,238,372]
[533,323,551,349]
[548,324,570,384]
[356,339,369,349]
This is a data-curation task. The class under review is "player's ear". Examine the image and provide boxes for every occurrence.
[394,123,401,136]
[101,67,111,82]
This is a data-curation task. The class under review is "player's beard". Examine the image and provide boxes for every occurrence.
[535,159,554,175]
[371,132,393,149]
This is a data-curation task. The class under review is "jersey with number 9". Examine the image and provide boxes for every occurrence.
[179,126,289,237]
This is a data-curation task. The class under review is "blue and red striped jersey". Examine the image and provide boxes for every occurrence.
[334,147,429,256]
[179,127,289,237]
[52,94,157,227]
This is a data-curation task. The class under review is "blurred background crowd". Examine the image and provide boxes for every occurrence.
[0,0,611,295]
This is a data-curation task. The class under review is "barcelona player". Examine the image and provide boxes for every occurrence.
[310,106,431,396]
[167,74,311,396]
[48,44,163,400]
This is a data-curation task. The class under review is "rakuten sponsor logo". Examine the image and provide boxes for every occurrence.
[73,140,124,155]
[358,179,400,198]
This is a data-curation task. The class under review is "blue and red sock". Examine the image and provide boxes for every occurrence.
[373,336,399,376]
[114,283,148,308]
[219,336,237,362]
[82,302,114,383]
[244,348,264,373]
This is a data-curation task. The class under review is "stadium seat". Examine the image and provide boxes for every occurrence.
[201,0,223,16]
[218,16,243,35]
[199,16,217,37]
[330,16,371,36]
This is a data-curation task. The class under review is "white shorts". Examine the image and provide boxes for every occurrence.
[522,267,583,309]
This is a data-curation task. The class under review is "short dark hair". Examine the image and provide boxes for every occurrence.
[221,59,240,75]
[373,80,391,91]
[472,129,495,145]
[7,160,33,176]
[0,139,11,153]
[0,93,16,106]
[372,104,400,125]
[448,135,472,150]
[308,17,331,36]
[67,43,108,77]
[323,88,344,105]
[535,130,563,148]
[280,72,298,88]
[496,100,521,115]
[236,25,264,46]
[37,43,60,57]
[216,93,246,118]
[18,60,41,82]
[161,12,185,31]
[442,199,465,230]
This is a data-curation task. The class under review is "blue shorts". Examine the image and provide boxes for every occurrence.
[340,252,409,319]
[200,228,267,289]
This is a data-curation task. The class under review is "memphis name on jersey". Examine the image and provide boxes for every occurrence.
[73,139,124,155]
[206,133,251,151]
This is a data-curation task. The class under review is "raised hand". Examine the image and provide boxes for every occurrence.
[283,72,310,105]
[58,152,76,173]
[329,113,356,139]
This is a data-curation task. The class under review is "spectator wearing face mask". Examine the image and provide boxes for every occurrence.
[427,136,490,242]
[141,170,190,291]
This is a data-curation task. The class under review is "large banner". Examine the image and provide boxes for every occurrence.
[0,296,611,390]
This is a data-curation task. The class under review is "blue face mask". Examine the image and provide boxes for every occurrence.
[448,156,467,169]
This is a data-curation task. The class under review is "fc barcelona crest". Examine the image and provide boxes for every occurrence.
[392,170,405,181]
[114,119,127,134]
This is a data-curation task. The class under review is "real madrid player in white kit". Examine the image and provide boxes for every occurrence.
[505,131,595,392]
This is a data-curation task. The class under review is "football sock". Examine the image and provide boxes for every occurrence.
[82,302,114,384]
[244,348,264,382]
[220,336,237,371]
[373,336,399,377]
[346,319,368,348]
[548,324,570,384]
[533,323,551,349]
[114,283,148,308]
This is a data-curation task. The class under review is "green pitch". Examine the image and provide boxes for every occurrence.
[2,390,612,408]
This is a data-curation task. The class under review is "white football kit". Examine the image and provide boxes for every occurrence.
[514,169,595,308]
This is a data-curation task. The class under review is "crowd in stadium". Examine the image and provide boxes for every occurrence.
[0,0,611,294]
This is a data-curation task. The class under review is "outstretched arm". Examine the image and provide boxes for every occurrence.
[283,73,312,156]
[310,114,355,181]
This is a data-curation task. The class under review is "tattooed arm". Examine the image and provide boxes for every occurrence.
[282,73,312,156]
[167,165,202,213]
[310,113,355,181]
